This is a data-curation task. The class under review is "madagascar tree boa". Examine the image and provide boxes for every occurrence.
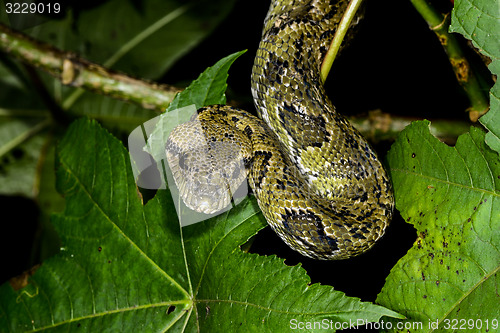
[166,0,394,260]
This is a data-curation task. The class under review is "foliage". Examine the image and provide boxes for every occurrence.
[374,1,500,331]
[450,0,500,154]
[378,121,500,332]
[144,50,246,171]
[0,0,237,198]
[0,69,401,329]
[1,0,499,332]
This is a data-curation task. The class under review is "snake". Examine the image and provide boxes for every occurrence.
[165,0,394,260]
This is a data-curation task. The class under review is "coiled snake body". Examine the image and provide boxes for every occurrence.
[166,0,394,260]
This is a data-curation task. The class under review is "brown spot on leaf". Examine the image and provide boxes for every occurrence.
[9,265,40,291]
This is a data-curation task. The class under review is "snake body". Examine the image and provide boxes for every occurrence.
[166,0,394,260]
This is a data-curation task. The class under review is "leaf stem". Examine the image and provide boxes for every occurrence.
[410,0,490,121]
[349,110,471,145]
[0,23,180,112]
[103,3,192,69]
[320,0,364,83]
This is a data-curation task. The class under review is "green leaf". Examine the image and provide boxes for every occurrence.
[0,118,192,331]
[0,118,48,196]
[0,54,53,197]
[0,118,402,331]
[477,53,500,154]
[67,93,158,133]
[450,0,500,61]
[143,104,196,175]
[450,0,500,154]
[144,50,246,168]
[166,50,247,112]
[0,0,236,197]
[377,121,500,332]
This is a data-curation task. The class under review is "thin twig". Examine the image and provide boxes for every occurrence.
[0,23,181,112]
[350,110,471,145]
[320,0,364,83]
[410,0,490,121]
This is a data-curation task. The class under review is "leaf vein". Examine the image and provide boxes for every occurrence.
[392,168,499,197]
[193,209,259,298]
[29,301,189,332]
[58,158,190,299]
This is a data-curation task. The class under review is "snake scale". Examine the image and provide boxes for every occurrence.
[166,0,394,260]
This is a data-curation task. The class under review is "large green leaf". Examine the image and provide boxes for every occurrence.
[166,50,247,112]
[0,118,402,331]
[450,0,500,154]
[377,121,500,332]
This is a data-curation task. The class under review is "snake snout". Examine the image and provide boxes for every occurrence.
[167,130,249,215]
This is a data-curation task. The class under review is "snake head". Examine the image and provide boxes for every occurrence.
[165,119,249,215]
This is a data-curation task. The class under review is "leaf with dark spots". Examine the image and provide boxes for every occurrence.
[378,121,500,331]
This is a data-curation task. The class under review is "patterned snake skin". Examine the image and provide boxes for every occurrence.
[166,0,394,260]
